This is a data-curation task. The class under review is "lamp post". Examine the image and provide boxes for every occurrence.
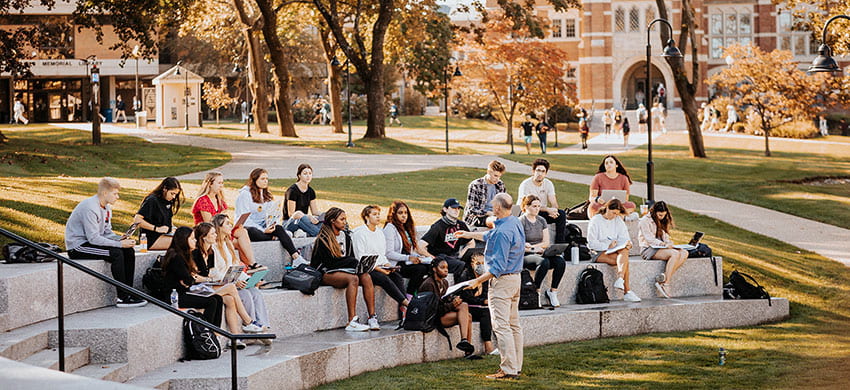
[808,15,850,75]
[132,45,140,114]
[443,61,463,153]
[331,56,354,147]
[91,62,101,145]
[507,75,525,154]
[644,18,682,204]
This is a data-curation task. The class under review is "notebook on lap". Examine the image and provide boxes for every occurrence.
[325,255,380,275]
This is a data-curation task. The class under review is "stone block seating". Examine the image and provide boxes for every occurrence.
[0,227,790,389]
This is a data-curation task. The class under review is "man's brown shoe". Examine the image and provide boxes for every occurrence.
[486,369,518,380]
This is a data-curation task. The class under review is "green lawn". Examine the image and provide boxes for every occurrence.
[506,144,850,230]
[192,132,437,155]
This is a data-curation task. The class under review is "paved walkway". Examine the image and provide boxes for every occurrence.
[53,123,850,266]
[550,131,657,155]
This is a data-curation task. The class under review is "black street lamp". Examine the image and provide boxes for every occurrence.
[507,77,525,154]
[132,45,140,115]
[644,18,682,204]
[232,63,252,137]
[808,15,850,75]
[443,61,462,153]
[331,56,354,148]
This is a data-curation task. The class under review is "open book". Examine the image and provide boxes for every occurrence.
[442,281,471,299]
[405,256,433,265]
[605,242,628,254]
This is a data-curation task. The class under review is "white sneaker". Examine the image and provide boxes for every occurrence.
[655,282,670,298]
[242,321,263,333]
[345,316,369,332]
[489,348,500,356]
[368,316,381,330]
[623,291,642,302]
[613,277,625,291]
[546,290,561,307]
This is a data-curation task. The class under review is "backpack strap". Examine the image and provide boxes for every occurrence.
[436,324,452,350]
[738,271,772,306]
[710,256,718,287]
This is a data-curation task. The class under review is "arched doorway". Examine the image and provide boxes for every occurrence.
[619,61,666,110]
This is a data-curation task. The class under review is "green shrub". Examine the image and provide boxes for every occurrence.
[771,120,820,139]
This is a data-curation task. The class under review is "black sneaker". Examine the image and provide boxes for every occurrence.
[456,340,474,354]
[116,296,148,308]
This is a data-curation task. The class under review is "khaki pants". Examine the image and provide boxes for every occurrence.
[489,273,523,375]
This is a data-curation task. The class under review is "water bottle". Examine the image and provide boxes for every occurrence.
[139,233,148,253]
[719,348,726,366]
[170,289,179,309]
[570,246,580,265]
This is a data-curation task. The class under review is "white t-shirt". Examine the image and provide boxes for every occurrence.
[352,225,389,266]
[518,177,556,208]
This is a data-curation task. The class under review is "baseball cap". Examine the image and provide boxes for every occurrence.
[443,198,462,209]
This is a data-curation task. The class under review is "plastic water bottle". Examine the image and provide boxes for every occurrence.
[139,233,148,253]
[570,246,580,265]
[170,289,179,309]
[719,348,726,366]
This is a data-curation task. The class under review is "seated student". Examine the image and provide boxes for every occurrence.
[282,164,322,237]
[419,198,474,282]
[235,168,302,265]
[192,171,261,269]
[162,227,224,328]
[310,207,379,332]
[352,205,409,314]
[418,258,476,357]
[517,158,568,243]
[65,177,146,308]
[519,195,566,307]
[464,160,507,227]
[134,177,183,251]
[211,214,271,339]
[638,201,688,299]
[192,223,263,349]
[588,155,637,217]
[384,200,431,296]
[587,199,640,302]
[457,252,497,356]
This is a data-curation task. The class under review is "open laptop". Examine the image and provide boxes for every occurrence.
[212,265,245,285]
[600,190,628,203]
[541,243,569,257]
[674,231,704,250]
[326,255,380,275]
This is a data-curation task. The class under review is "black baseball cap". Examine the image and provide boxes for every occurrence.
[443,198,462,209]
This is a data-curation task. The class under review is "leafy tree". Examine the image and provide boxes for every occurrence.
[777,1,850,56]
[203,78,237,124]
[708,44,821,157]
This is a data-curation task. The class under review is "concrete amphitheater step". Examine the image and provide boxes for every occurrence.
[128,296,789,390]
[0,357,146,390]
[21,346,89,372]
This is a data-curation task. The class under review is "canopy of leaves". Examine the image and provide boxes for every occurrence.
[776,1,850,56]
[388,2,455,97]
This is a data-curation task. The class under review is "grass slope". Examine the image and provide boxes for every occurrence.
[193,132,436,155]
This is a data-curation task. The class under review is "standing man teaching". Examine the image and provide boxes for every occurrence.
[458,193,525,380]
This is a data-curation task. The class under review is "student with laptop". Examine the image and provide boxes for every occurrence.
[637,201,688,299]
[191,223,263,349]
[519,195,566,307]
[587,199,641,302]
[352,205,409,318]
[310,207,379,332]
[162,227,224,328]
[235,168,302,266]
[517,158,568,243]
[588,155,637,217]
[211,214,270,337]
[383,200,432,297]
[134,177,183,250]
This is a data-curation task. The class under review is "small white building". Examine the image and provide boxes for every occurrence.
[153,65,203,128]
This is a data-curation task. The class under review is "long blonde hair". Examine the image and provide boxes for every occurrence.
[211,214,237,264]
[196,172,225,210]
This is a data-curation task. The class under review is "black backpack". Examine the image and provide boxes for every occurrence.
[142,255,170,302]
[282,264,322,295]
[402,292,440,332]
[687,243,712,258]
[724,270,771,306]
[182,310,221,360]
[575,266,609,304]
[565,223,584,244]
[2,242,59,263]
[519,269,540,310]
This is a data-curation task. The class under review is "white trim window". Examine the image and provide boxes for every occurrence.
[777,11,817,56]
[615,8,625,33]
[564,19,576,38]
[708,11,752,59]
[552,19,563,38]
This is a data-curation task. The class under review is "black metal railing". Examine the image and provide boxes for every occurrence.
[0,228,275,390]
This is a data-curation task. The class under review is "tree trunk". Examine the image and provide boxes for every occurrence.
[764,130,771,157]
[319,27,344,133]
[216,109,219,125]
[364,71,386,138]
[255,0,297,137]
[657,0,706,158]
[230,0,268,133]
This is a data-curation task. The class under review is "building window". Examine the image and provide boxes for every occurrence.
[708,11,753,59]
[552,19,562,38]
[777,11,812,56]
[615,8,625,32]
[566,67,576,78]
[629,7,640,32]
[646,7,655,30]
[564,19,576,38]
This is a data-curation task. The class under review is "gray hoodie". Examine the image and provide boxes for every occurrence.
[65,195,122,250]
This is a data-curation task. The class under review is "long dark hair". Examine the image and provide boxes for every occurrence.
[599,198,627,215]
[148,177,184,214]
[597,155,632,184]
[649,201,674,239]
[385,200,417,253]
[246,168,273,204]
[193,222,214,258]
[162,226,195,274]
[313,207,346,259]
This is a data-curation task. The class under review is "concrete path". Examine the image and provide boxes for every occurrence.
[52,123,850,266]
[549,131,658,155]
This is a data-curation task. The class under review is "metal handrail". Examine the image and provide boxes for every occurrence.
[0,228,275,390]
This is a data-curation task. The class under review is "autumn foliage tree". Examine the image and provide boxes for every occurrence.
[708,44,821,157]
[203,78,237,125]
[459,17,572,144]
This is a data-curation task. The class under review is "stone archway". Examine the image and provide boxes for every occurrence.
[613,56,676,110]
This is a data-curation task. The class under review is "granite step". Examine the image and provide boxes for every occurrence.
[72,362,131,383]
[128,295,790,390]
[22,346,89,372]
[0,357,146,390]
